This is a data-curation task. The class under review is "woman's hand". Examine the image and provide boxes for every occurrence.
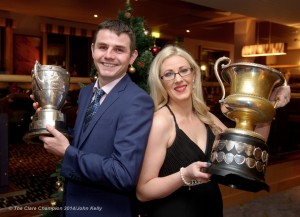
[180,161,212,185]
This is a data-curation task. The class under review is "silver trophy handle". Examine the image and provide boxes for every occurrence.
[33,60,43,90]
[214,56,231,103]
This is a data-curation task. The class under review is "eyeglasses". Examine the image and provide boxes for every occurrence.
[160,67,193,81]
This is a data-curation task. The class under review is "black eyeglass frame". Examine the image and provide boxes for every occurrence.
[160,67,193,81]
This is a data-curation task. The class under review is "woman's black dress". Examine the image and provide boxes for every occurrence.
[141,106,223,217]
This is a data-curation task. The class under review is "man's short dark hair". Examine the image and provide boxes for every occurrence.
[93,19,136,53]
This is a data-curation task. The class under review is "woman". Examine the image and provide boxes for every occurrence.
[136,45,290,217]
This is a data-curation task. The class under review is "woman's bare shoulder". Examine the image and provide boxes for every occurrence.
[152,107,173,130]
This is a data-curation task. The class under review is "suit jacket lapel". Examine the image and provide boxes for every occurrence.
[72,84,94,147]
[78,75,129,148]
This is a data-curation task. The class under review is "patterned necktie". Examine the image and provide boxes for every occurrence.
[83,89,105,130]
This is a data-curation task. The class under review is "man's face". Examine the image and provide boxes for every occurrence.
[91,29,138,86]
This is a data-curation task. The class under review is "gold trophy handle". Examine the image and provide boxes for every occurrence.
[274,99,279,109]
[273,78,288,109]
[214,56,231,103]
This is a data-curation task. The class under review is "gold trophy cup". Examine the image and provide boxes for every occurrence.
[206,56,286,192]
[23,61,70,145]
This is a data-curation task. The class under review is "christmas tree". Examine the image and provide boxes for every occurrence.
[118,2,155,91]
[89,2,155,92]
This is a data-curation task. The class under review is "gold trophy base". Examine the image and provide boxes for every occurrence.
[206,130,270,192]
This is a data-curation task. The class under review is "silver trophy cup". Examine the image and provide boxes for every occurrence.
[23,61,70,144]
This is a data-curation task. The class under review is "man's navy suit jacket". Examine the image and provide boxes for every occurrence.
[60,74,154,217]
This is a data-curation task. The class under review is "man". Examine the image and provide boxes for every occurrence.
[38,20,154,217]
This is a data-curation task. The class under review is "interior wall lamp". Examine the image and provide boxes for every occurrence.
[241,22,287,57]
[151,31,160,38]
[241,42,287,57]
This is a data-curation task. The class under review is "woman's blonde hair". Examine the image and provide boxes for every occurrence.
[148,45,221,134]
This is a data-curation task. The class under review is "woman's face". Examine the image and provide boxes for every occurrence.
[160,55,195,104]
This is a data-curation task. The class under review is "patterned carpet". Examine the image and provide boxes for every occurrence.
[0,93,74,212]
[1,142,300,217]
[0,142,60,208]
[224,185,300,217]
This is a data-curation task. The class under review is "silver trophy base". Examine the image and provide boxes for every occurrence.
[23,109,70,145]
